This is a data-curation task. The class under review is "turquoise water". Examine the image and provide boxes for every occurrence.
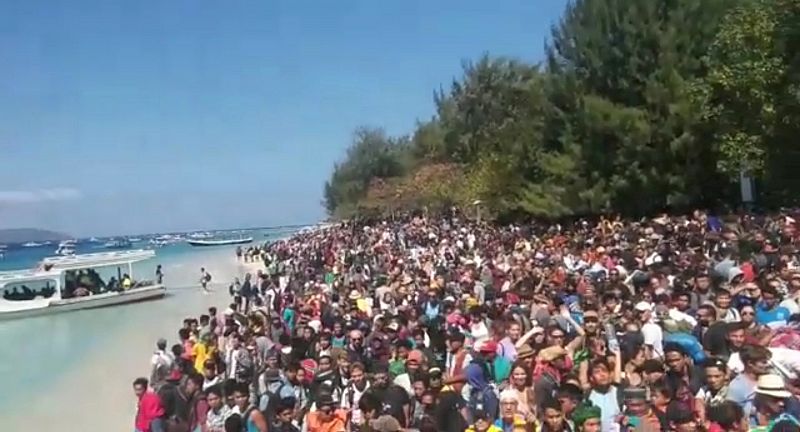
[0,226,300,413]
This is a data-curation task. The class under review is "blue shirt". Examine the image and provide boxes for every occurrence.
[727,374,757,421]
[756,302,791,327]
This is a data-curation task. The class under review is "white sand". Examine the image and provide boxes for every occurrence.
[4,250,258,431]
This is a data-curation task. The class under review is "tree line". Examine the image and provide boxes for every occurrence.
[323,0,800,221]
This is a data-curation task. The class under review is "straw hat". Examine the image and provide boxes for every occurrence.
[516,343,536,360]
[756,374,792,398]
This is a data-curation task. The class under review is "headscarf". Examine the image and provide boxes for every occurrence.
[465,362,489,391]
[572,403,601,427]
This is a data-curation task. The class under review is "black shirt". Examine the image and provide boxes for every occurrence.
[367,384,410,426]
[436,390,467,432]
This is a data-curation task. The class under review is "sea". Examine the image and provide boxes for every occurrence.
[0,226,303,413]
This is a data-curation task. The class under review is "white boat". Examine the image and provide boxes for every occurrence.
[21,242,43,248]
[187,237,253,247]
[54,240,76,256]
[0,249,165,320]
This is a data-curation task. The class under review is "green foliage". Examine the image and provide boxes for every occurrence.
[323,0,800,219]
[695,0,784,175]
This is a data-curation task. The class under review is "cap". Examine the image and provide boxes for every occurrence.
[634,301,652,312]
[478,340,498,354]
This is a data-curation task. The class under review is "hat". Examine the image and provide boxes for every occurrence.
[516,343,536,360]
[478,340,498,354]
[756,374,792,398]
[349,290,362,300]
[572,403,601,426]
[634,301,652,312]
[623,387,648,401]
[538,346,568,362]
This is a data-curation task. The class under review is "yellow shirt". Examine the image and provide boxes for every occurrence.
[193,343,214,373]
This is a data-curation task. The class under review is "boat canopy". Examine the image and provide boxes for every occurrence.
[40,250,156,271]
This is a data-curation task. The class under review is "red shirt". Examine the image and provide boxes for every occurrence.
[135,391,164,432]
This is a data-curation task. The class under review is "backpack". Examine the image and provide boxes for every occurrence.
[204,273,212,282]
[263,383,286,426]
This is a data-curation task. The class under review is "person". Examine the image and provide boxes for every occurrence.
[435,374,469,432]
[708,401,748,432]
[305,394,347,432]
[539,398,571,432]
[752,374,800,430]
[232,381,269,432]
[571,403,601,432]
[465,410,502,432]
[156,264,164,285]
[493,389,527,432]
[151,338,175,392]
[341,362,371,428]
[585,358,620,432]
[727,344,772,422]
[273,397,301,432]
[133,377,165,432]
[201,267,212,294]
[206,384,233,432]
[364,362,410,427]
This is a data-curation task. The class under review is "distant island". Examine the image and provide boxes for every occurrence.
[0,228,71,244]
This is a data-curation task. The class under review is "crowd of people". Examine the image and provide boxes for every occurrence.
[134,210,800,432]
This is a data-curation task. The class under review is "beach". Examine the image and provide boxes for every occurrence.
[0,246,259,431]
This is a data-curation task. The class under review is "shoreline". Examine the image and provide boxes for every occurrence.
[1,248,253,431]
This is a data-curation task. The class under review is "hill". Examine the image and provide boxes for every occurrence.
[0,228,71,244]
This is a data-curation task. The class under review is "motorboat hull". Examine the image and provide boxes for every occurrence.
[187,238,253,247]
[0,285,166,321]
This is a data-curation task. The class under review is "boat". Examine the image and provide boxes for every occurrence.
[103,239,132,249]
[21,242,43,248]
[187,237,253,247]
[54,240,76,256]
[0,250,166,320]
[128,237,142,242]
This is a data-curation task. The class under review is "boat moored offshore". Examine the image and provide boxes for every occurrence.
[0,250,166,320]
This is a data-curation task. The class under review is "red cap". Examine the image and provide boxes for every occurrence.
[479,340,498,354]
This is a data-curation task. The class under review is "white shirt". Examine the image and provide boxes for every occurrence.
[781,298,800,315]
[642,322,664,358]
[341,381,370,425]
[728,347,800,380]
[669,308,698,327]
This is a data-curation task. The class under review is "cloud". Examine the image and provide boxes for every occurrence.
[0,188,82,204]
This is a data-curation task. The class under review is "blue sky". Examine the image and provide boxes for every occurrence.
[0,0,567,236]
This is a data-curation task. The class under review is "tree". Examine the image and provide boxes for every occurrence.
[695,0,785,176]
